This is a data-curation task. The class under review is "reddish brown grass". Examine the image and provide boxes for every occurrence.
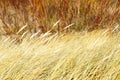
[0,0,119,35]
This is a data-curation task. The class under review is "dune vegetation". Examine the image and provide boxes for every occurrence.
[0,0,120,80]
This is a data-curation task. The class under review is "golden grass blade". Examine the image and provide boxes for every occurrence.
[16,24,28,34]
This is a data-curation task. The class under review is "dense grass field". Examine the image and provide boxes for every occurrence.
[0,0,120,34]
[0,30,120,80]
[0,0,120,80]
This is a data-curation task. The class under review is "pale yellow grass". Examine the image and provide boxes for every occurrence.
[0,30,120,80]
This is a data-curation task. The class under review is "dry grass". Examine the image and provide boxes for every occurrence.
[0,0,120,80]
[0,30,120,80]
[0,0,119,35]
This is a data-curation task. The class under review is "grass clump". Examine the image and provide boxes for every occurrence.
[0,0,119,35]
[0,30,120,80]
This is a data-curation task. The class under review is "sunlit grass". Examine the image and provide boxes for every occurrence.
[0,30,120,80]
[0,0,119,80]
